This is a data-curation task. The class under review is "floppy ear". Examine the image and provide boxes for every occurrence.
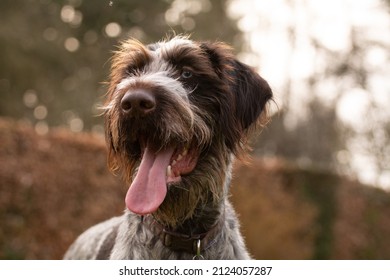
[230,59,273,130]
[200,42,273,131]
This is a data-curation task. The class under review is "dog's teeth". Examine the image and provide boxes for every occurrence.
[182,149,188,156]
[172,160,177,166]
[167,165,172,177]
[177,154,183,161]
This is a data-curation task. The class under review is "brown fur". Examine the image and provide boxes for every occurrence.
[64,36,273,259]
[104,38,271,229]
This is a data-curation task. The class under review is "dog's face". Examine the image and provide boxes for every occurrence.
[104,36,272,226]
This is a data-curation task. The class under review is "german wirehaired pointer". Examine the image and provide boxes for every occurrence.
[64,36,272,260]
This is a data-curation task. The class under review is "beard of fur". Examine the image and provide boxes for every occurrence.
[153,141,231,229]
[105,93,221,226]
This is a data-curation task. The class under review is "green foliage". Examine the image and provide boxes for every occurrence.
[296,171,338,259]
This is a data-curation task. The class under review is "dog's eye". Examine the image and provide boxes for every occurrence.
[126,67,135,76]
[181,69,193,79]
[126,66,137,76]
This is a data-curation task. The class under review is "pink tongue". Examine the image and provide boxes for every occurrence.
[125,145,174,215]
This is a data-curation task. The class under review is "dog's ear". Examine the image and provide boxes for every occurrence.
[229,59,273,130]
[200,42,273,131]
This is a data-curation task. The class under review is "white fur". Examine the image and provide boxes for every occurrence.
[117,72,188,100]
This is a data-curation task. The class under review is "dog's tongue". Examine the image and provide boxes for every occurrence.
[125,145,174,215]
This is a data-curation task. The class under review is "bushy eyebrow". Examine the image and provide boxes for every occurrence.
[161,45,215,76]
[112,39,152,75]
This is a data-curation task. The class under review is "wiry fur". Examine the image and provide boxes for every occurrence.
[64,36,272,260]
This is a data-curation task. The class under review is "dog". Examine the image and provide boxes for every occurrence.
[64,36,272,260]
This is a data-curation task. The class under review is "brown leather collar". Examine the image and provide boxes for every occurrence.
[142,215,223,256]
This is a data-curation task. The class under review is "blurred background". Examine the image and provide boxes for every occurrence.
[1,0,390,259]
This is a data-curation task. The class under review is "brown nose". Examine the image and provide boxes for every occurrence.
[121,89,156,117]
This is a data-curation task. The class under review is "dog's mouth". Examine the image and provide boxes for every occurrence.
[125,140,199,215]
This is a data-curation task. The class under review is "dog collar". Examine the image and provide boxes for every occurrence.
[142,214,223,258]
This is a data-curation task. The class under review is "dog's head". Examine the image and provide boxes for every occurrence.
[103,36,272,226]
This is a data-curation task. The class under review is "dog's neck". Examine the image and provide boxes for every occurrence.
[142,205,225,256]
[146,165,232,255]
[171,156,232,231]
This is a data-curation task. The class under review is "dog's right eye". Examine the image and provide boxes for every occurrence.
[126,66,137,76]
[126,63,146,76]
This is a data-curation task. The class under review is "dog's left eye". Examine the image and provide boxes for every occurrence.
[181,69,193,79]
